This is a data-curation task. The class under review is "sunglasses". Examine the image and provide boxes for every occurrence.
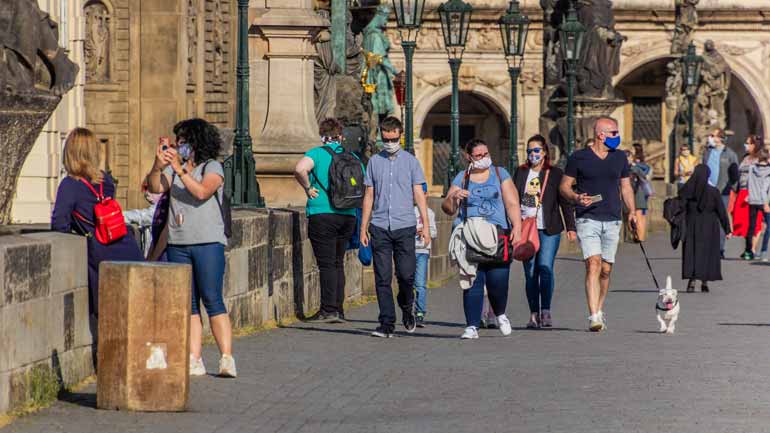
[526,148,543,154]
[382,139,401,144]
[603,130,619,137]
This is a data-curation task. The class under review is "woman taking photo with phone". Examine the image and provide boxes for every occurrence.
[146,118,236,378]
[442,139,522,340]
[513,135,576,328]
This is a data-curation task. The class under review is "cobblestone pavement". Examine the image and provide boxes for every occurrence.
[4,234,770,433]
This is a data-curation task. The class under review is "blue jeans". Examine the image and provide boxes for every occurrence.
[414,253,430,315]
[522,230,561,313]
[167,243,227,317]
[463,264,510,328]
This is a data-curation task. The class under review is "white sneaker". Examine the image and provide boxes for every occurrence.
[189,355,206,376]
[588,314,603,332]
[598,310,607,330]
[497,314,512,336]
[460,326,479,339]
[218,354,237,378]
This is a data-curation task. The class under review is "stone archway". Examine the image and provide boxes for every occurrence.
[416,90,509,190]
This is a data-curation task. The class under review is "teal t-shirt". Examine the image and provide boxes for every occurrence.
[305,143,358,217]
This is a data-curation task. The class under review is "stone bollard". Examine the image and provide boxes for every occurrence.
[97,262,191,412]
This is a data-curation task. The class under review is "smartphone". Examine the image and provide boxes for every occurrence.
[159,136,171,151]
[589,194,603,204]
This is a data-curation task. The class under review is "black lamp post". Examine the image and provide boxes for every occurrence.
[558,1,585,166]
[227,0,264,208]
[499,0,529,174]
[392,0,426,155]
[682,41,703,152]
[438,0,472,194]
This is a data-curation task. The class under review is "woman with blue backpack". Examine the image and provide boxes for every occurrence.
[294,118,365,323]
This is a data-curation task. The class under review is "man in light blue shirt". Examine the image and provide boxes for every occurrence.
[360,116,431,338]
[701,128,739,256]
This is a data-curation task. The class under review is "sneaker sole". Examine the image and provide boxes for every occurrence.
[460,335,479,339]
[589,323,603,332]
[218,371,237,378]
[371,332,394,338]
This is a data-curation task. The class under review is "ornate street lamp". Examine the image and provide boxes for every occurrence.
[499,0,529,174]
[682,41,703,152]
[438,0,472,194]
[558,1,585,165]
[227,0,264,207]
[392,0,426,155]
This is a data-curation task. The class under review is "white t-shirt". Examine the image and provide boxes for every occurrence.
[520,169,545,230]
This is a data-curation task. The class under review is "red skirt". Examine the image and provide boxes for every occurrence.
[731,189,764,237]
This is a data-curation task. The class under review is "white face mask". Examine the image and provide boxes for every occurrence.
[472,156,493,170]
[707,136,716,147]
[382,139,401,154]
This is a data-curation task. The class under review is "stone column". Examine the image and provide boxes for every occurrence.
[251,0,328,206]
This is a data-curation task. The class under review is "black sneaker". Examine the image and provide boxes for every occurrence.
[416,314,426,328]
[403,307,417,333]
[371,326,394,338]
[741,251,754,261]
[701,283,710,293]
[304,311,339,323]
[336,311,347,323]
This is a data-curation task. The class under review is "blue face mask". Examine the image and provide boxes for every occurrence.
[178,143,193,161]
[604,135,621,150]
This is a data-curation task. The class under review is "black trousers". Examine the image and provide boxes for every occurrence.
[308,214,356,314]
[746,204,764,252]
[369,224,416,331]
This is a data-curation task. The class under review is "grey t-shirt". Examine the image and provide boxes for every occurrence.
[164,160,227,246]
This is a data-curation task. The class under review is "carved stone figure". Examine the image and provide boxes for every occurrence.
[1,0,79,224]
[85,1,110,82]
[187,0,197,84]
[575,0,625,98]
[345,10,363,77]
[212,0,226,84]
[671,0,698,54]
[699,40,731,124]
[0,0,79,95]
[314,9,339,123]
[361,5,398,119]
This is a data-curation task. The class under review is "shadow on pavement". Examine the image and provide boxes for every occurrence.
[611,289,659,293]
[286,325,373,336]
[512,327,585,332]
[718,322,770,327]
[58,390,97,409]
[750,262,770,266]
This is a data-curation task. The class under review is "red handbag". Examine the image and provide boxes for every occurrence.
[72,179,127,245]
[513,170,549,261]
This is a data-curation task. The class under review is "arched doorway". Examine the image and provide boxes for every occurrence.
[419,91,508,190]
[616,57,764,180]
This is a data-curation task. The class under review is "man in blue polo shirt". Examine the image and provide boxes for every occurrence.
[560,117,637,332]
[360,116,431,338]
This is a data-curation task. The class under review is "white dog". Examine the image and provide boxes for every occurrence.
[656,276,680,334]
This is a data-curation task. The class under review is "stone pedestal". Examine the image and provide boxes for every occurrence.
[97,262,191,412]
[251,0,328,206]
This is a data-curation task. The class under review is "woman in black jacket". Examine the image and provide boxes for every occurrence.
[514,135,576,328]
[679,164,732,292]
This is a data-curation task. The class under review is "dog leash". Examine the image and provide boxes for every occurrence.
[630,220,660,290]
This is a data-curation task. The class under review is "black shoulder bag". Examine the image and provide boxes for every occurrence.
[463,166,513,265]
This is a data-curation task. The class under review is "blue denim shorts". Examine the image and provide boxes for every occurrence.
[166,243,227,316]
[575,218,622,263]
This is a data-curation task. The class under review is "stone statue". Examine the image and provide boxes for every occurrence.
[575,0,625,98]
[186,0,197,83]
[0,0,79,95]
[699,40,731,124]
[541,0,562,87]
[314,9,339,123]
[345,10,363,78]
[671,0,698,54]
[361,5,398,120]
[1,0,79,224]
[212,0,226,84]
[85,2,111,82]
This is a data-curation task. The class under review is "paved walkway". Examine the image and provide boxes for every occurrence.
[4,234,770,433]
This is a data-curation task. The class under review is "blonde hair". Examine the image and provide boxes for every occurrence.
[63,128,104,183]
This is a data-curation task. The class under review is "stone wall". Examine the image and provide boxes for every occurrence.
[0,198,458,415]
[0,233,93,415]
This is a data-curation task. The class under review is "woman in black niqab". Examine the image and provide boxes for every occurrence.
[678,164,732,292]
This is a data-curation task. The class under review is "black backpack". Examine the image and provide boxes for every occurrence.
[663,196,685,249]
[202,160,232,238]
[314,146,365,209]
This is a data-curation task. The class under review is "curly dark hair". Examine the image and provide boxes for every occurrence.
[173,118,223,165]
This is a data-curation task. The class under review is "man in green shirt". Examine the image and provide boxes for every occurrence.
[294,118,357,323]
